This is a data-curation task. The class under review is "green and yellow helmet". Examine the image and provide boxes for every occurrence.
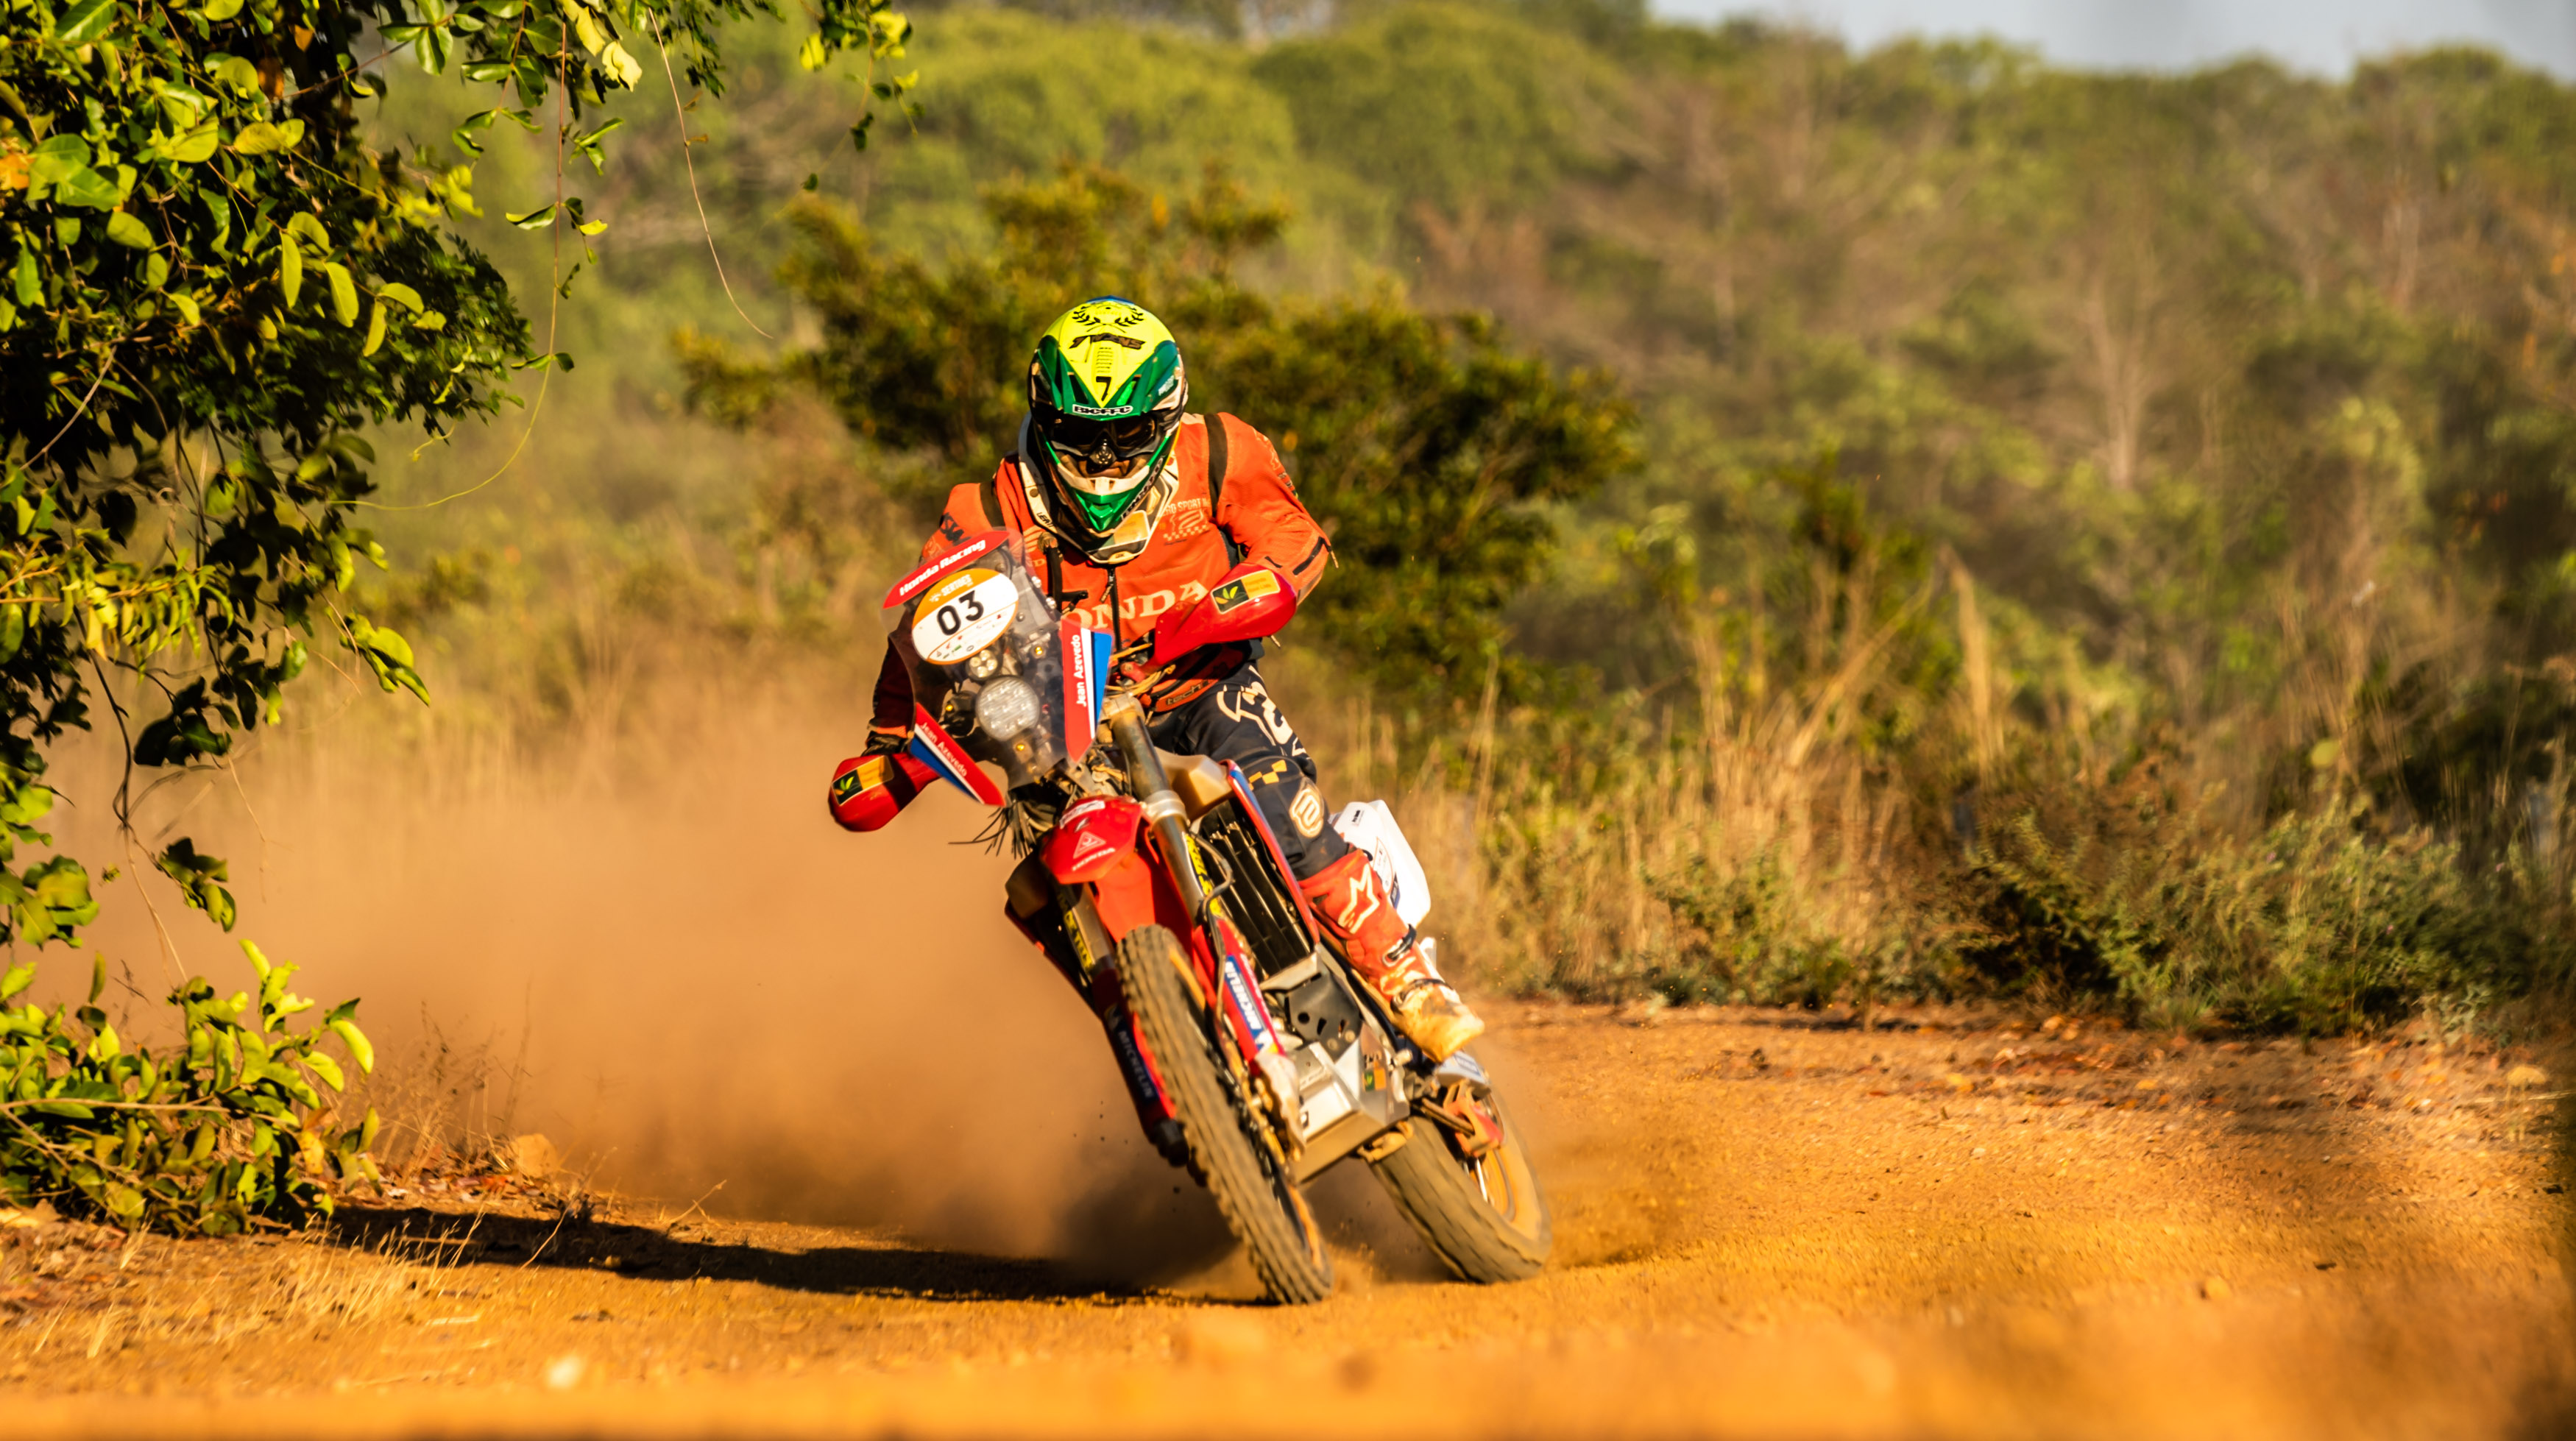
[1025,297,1188,561]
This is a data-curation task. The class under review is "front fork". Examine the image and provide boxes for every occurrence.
[1005,698,1303,1161]
[1103,698,1304,1136]
[1004,860,1183,1159]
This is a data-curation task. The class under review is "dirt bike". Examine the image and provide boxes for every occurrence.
[878,531,1551,1303]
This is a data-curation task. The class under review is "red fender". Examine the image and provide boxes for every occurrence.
[1042,797,1144,885]
[1086,850,1166,943]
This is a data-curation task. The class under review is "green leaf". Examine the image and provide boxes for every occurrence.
[13,250,38,308]
[345,615,427,700]
[376,282,423,313]
[601,40,642,88]
[201,0,243,16]
[56,0,118,43]
[328,1017,374,1074]
[159,841,235,930]
[418,21,452,74]
[55,169,124,210]
[230,120,305,156]
[210,54,259,93]
[286,211,329,252]
[0,958,32,1001]
[26,1100,95,1120]
[169,291,201,326]
[277,233,302,307]
[15,858,97,943]
[324,262,357,326]
[153,124,221,164]
[361,299,387,356]
[105,212,153,249]
[88,951,105,1005]
[29,135,91,185]
[506,205,556,231]
[202,190,231,252]
[301,1052,344,1091]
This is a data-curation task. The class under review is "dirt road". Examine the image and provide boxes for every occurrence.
[3,1000,2569,1439]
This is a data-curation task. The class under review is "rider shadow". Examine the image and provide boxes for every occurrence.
[326,1205,1139,1305]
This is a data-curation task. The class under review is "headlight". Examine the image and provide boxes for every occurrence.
[974,677,1041,740]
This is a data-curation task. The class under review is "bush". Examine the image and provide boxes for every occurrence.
[1,945,376,1234]
[1649,848,1875,1007]
[1966,798,2552,1034]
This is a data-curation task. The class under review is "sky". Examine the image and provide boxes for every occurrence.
[1649,1,2576,78]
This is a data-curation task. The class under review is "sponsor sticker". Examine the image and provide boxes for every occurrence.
[883,533,999,608]
[1210,568,1282,614]
[1108,1018,1163,1101]
[1063,617,1099,757]
[1217,946,1281,1058]
[1289,784,1326,838]
[832,760,881,803]
[1159,498,1213,542]
[909,569,1019,665]
[1058,895,1097,978]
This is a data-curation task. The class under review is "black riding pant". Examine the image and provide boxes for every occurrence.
[1147,666,1354,881]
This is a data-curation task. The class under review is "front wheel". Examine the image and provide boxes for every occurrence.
[1370,1089,1551,1284]
[1114,924,1334,1303]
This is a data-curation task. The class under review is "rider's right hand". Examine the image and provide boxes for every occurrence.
[862,726,912,759]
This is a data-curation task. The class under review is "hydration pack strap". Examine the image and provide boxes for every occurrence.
[1202,414,1244,567]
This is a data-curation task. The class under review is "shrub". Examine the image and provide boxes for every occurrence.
[1966,799,2552,1034]
[1,945,376,1234]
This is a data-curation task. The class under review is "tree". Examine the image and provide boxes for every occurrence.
[680,163,1635,701]
[0,0,909,1223]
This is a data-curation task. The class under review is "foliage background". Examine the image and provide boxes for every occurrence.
[172,0,2576,1038]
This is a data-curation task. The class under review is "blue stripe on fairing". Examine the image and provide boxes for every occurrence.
[1089,631,1114,718]
[907,734,974,799]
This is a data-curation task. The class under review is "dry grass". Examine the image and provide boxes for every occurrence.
[1276,524,2576,1034]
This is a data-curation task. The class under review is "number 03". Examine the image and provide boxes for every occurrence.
[935,591,987,636]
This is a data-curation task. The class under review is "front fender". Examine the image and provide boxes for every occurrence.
[1041,796,1146,885]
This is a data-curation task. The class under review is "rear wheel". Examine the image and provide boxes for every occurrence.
[1114,924,1334,1304]
[1370,1091,1551,1284]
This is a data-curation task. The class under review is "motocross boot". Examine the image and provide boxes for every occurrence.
[1298,849,1485,1061]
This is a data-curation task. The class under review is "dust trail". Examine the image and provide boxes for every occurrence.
[51,687,1239,1283]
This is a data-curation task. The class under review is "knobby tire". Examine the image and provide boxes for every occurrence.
[1114,924,1334,1304]
[1369,1095,1552,1284]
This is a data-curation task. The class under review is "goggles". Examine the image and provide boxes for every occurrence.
[1041,411,1172,481]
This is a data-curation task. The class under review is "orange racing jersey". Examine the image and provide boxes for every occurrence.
[870,413,1331,729]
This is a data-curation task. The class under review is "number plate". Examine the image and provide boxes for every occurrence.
[910,569,1019,665]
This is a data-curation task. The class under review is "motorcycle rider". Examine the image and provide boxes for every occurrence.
[844,296,1485,1062]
